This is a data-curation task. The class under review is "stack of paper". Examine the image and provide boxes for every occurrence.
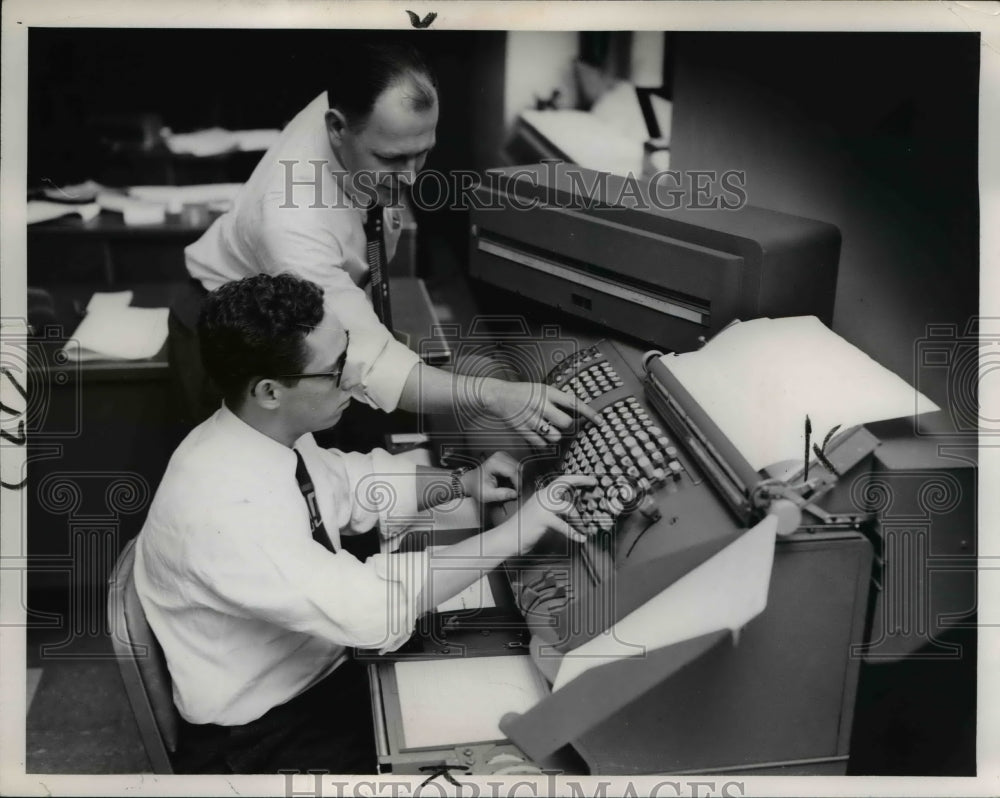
[27,201,101,225]
[96,191,166,225]
[165,127,280,157]
[40,179,105,203]
[659,316,940,472]
[62,291,169,362]
[129,183,242,212]
[394,656,550,748]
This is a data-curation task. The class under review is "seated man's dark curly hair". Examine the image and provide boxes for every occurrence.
[198,273,326,409]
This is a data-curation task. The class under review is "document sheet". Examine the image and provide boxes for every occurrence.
[394,656,549,749]
[659,316,939,471]
[63,303,169,361]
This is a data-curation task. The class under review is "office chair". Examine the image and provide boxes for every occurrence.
[108,537,178,774]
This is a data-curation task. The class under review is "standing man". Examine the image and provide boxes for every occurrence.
[137,273,593,773]
[170,41,598,445]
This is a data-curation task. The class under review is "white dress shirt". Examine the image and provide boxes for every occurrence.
[185,92,421,412]
[134,405,428,726]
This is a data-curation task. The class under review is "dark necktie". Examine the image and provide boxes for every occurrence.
[294,450,336,554]
[362,205,394,333]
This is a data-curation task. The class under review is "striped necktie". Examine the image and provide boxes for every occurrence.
[362,204,394,333]
[293,450,335,554]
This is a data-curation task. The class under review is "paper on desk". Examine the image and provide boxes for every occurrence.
[165,128,280,156]
[129,183,243,212]
[96,191,166,225]
[552,514,777,692]
[429,545,498,613]
[26,200,101,225]
[86,291,133,313]
[231,129,281,152]
[63,306,169,361]
[660,316,940,472]
[394,655,549,748]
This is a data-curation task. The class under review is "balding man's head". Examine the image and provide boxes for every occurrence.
[325,43,439,206]
[327,43,438,131]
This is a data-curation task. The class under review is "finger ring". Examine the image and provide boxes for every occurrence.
[538,422,552,435]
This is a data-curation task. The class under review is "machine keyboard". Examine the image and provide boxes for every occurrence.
[550,345,625,403]
[507,338,743,653]
[543,342,689,541]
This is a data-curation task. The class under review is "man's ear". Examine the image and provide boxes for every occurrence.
[325,108,349,149]
[249,377,283,410]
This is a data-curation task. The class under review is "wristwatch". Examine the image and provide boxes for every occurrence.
[449,466,473,501]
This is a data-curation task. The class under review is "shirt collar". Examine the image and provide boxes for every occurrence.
[319,106,369,218]
[212,404,315,478]
[320,94,386,222]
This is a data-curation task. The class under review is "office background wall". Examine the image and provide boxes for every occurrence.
[28,28,507,261]
[669,32,980,413]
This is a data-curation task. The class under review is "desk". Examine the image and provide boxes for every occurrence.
[28,206,419,286]
[24,282,187,624]
[28,212,213,286]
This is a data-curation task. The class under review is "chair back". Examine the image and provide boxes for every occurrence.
[108,537,178,774]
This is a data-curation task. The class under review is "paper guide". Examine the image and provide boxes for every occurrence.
[550,514,778,691]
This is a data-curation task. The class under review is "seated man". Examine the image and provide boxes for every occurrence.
[135,273,592,774]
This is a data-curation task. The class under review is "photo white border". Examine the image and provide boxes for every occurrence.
[2,1,998,796]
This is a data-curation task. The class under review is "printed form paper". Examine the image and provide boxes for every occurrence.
[394,656,549,749]
[659,316,939,471]
[429,545,497,613]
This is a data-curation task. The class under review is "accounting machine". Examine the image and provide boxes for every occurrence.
[365,165,948,777]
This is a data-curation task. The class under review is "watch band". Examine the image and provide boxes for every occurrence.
[449,466,473,501]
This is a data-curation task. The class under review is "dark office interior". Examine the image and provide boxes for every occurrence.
[20,29,979,776]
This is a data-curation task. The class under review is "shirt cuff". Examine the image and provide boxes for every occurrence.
[357,338,421,412]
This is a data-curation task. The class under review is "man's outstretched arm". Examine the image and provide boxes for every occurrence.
[397,362,600,448]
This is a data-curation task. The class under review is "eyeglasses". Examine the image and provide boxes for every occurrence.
[273,334,349,388]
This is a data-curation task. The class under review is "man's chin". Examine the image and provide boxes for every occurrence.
[329,399,352,423]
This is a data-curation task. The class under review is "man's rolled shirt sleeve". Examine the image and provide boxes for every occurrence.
[256,203,421,412]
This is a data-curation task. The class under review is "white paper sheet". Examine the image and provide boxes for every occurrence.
[429,545,497,613]
[520,110,645,178]
[552,514,778,691]
[63,306,169,361]
[96,191,166,225]
[85,291,133,313]
[394,656,549,749]
[164,128,279,156]
[26,200,100,225]
[435,576,497,613]
[660,316,939,471]
[129,183,243,209]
